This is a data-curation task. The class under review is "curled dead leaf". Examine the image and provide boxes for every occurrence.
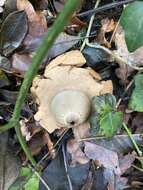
[114,25,143,82]
[97,18,116,48]
[17,0,47,37]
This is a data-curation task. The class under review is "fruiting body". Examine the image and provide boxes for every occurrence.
[31,50,113,133]
[50,90,91,128]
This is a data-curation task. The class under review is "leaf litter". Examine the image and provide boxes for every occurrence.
[1,0,143,190]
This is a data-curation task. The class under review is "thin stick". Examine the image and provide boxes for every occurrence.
[38,129,69,165]
[116,80,134,108]
[80,0,101,51]
[29,165,51,190]
[109,19,120,45]
[132,164,143,172]
[77,0,135,17]
[62,143,73,190]
[0,0,82,133]
[123,122,142,157]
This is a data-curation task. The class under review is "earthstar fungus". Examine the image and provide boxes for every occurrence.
[31,50,113,133]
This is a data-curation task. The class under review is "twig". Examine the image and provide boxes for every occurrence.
[38,128,69,165]
[29,165,52,190]
[62,143,73,190]
[77,0,135,17]
[123,122,142,157]
[132,164,143,172]
[78,134,143,142]
[80,0,101,51]
[78,136,106,142]
[109,19,120,45]
[116,79,134,108]
[0,0,82,133]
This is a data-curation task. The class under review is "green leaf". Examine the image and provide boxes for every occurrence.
[129,74,143,112]
[92,94,116,114]
[99,112,123,138]
[90,94,123,138]
[9,167,40,190]
[120,1,143,52]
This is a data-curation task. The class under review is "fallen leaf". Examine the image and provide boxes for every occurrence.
[0,70,10,88]
[70,16,87,31]
[67,139,89,165]
[0,10,28,56]
[26,131,51,156]
[84,141,121,175]
[114,26,143,82]
[23,32,80,59]
[72,122,90,140]
[83,47,109,69]
[131,113,143,133]
[17,0,47,37]
[0,55,12,73]
[39,148,90,190]
[33,0,48,10]
[12,53,32,75]
[91,167,115,190]
[0,89,18,104]
[97,18,116,48]
[119,152,136,175]
[53,0,84,13]
[91,134,143,155]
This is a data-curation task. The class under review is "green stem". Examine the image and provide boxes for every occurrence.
[0,0,82,133]
[123,122,142,157]
[15,123,37,167]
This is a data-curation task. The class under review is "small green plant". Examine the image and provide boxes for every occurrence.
[90,94,123,138]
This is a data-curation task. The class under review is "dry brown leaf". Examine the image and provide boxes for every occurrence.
[17,0,47,37]
[31,50,113,133]
[67,139,89,165]
[119,152,136,175]
[73,122,90,140]
[26,131,53,157]
[84,142,121,175]
[20,119,43,141]
[114,25,143,81]
[97,18,116,48]
[12,53,32,75]
[70,16,87,31]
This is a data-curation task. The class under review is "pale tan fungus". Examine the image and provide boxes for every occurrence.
[31,50,113,133]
